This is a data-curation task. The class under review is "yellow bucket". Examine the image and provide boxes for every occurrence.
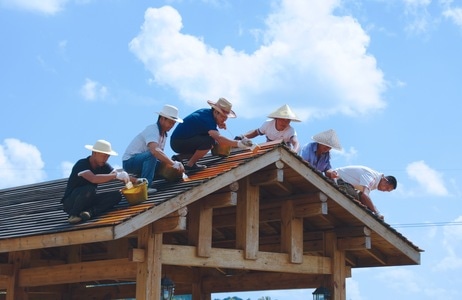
[121,179,148,206]
[211,143,231,157]
[157,162,183,182]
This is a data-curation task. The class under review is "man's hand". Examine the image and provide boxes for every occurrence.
[116,171,130,183]
[172,161,185,172]
[237,138,254,149]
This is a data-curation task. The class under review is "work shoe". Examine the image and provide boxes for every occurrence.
[184,163,207,171]
[79,211,92,221]
[68,215,82,224]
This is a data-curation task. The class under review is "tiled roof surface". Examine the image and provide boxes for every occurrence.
[0,142,422,254]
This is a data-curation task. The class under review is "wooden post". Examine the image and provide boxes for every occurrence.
[236,177,260,260]
[136,225,163,300]
[281,200,303,263]
[324,231,346,300]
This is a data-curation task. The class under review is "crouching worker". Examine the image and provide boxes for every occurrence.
[61,139,134,224]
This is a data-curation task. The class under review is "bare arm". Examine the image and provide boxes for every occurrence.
[243,129,260,139]
[148,142,185,172]
[209,130,240,147]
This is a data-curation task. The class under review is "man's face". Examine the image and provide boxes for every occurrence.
[213,110,228,128]
[275,118,291,131]
[160,116,177,132]
[317,143,332,154]
[93,152,110,167]
[378,178,395,192]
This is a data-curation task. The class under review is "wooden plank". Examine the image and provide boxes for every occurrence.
[161,244,331,274]
[0,227,115,253]
[18,258,137,287]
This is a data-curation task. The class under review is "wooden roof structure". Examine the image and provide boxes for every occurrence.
[0,142,422,300]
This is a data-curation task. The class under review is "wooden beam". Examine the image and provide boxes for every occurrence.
[203,191,237,209]
[153,216,187,234]
[338,237,371,251]
[281,200,303,264]
[197,203,213,258]
[324,231,346,300]
[335,226,371,237]
[0,264,13,276]
[0,227,115,253]
[129,248,145,263]
[18,258,137,287]
[249,168,283,186]
[136,224,163,300]
[203,272,325,293]
[161,245,331,274]
[236,177,260,260]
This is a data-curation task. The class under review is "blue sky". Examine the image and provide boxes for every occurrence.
[1,0,462,299]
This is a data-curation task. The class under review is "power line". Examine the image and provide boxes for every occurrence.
[389,221,462,228]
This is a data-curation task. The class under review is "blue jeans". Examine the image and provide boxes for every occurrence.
[123,151,158,186]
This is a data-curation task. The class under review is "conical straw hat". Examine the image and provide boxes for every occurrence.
[311,129,342,150]
[267,104,301,122]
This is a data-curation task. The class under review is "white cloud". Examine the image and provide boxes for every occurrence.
[129,0,386,120]
[403,0,432,34]
[0,0,68,15]
[406,160,449,196]
[0,139,46,188]
[435,216,462,271]
[80,78,108,101]
[60,161,74,178]
[443,7,462,27]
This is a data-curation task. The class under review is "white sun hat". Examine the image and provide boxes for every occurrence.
[85,139,118,156]
[156,104,183,123]
[311,129,342,151]
[267,104,301,122]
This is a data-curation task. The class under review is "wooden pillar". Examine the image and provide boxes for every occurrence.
[236,177,260,260]
[136,225,163,300]
[324,231,346,300]
[281,200,303,263]
[6,251,30,300]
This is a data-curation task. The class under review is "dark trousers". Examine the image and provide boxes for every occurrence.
[171,135,215,154]
[62,185,121,217]
[336,179,360,200]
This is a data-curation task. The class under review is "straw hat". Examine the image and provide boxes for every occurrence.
[267,104,301,122]
[311,129,342,151]
[207,97,236,118]
[85,140,118,156]
[156,104,183,123]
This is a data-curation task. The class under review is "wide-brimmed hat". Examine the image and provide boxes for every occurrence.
[207,97,236,118]
[267,104,301,122]
[311,129,342,151]
[156,104,183,123]
[85,140,118,156]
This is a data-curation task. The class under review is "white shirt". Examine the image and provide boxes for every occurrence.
[334,165,383,195]
[122,124,165,161]
[258,119,296,143]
